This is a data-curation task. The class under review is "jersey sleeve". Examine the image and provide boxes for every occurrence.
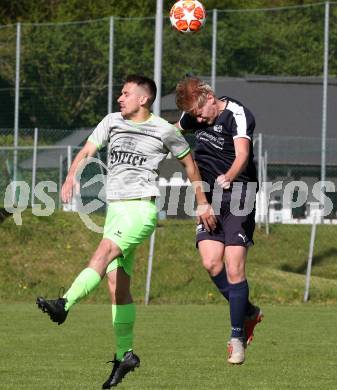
[162,124,191,159]
[88,114,111,150]
[227,102,255,141]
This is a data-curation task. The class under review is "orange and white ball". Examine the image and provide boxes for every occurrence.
[170,0,206,33]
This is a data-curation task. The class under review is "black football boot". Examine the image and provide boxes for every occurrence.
[102,351,140,388]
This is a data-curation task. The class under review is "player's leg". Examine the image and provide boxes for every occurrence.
[107,253,135,361]
[63,238,122,307]
[36,200,128,324]
[196,219,254,308]
[225,246,262,351]
[225,195,263,349]
[225,245,248,364]
[102,200,156,388]
[102,259,139,389]
[36,238,122,325]
[198,238,247,364]
[197,239,229,298]
[225,245,248,336]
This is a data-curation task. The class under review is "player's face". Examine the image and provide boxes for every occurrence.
[190,94,218,125]
[118,82,147,118]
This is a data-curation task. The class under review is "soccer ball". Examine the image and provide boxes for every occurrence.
[169,0,206,33]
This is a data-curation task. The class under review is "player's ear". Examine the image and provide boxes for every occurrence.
[207,93,215,103]
[139,95,149,106]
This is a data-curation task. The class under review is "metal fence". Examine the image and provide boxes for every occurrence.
[1,129,336,218]
[1,3,337,128]
[1,3,337,220]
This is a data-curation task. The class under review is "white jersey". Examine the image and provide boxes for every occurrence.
[88,112,190,200]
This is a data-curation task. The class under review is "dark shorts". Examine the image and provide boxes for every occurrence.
[196,184,256,247]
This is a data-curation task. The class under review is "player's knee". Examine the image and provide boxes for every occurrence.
[202,256,222,275]
[98,239,121,263]
[226,266,245,283]
[100,239,114,257]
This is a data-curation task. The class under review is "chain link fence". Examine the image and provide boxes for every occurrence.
[1,3,337,128]
[0,130,336,220]
[1,3,337,221]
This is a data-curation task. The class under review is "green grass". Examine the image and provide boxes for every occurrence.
[1,211,337,304]
[1,303,337,389]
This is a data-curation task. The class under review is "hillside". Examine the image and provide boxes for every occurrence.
[1,211,337,304]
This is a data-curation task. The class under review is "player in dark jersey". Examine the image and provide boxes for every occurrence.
[176,76,263,365]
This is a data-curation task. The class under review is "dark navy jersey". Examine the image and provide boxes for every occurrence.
[179,96,258,192]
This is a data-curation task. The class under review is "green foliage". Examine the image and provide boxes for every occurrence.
[216,5,326,77]
[0,133,35,146]
[0,1,336,128]
[0,1,326,24]
[0,134,14,146]
[20,21,110,128]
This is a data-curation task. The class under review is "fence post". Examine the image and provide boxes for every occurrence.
[153,0,163,116]
[145,0,163,304]
[264,150,269,235]
[211,9,218,93]
[108,16,114,114]
[304,216,317,302]
[31,128,38,207]
[13,22,21,199]
[67,145,72,172]
[58,154,63,209]
[66,145,73,210]
[258,133,263,228]
[145,229,156,305]
[320,1,330,218]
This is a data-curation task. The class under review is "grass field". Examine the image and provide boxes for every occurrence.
[1,303,337,389]
[1,211,337,388]
[1,211,337,304]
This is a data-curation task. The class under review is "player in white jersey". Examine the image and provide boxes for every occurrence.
[36,75,216,388]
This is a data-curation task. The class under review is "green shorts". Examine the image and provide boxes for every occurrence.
[104,199,157,276]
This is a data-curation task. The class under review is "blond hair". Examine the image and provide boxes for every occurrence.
[175,76,214,112]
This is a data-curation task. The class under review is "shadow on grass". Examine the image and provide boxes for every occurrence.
[0,208,12,223]
[280,248,337,274]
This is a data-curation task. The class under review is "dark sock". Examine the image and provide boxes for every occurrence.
[246,300,256,317]
[211,268,255,317]
[210,267,229,301]
[229,280,249,338]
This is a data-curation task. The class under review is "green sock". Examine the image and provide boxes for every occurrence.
[63,267,101,311]
[112,303,136,361]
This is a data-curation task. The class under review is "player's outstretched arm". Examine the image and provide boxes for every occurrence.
[61,141,98,203]
[179,153,216,231]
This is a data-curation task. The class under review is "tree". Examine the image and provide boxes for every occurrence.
[0,0,335,130]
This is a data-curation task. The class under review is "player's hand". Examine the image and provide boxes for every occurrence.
[196,203,217,232]
[61,175,80,204]
[216,174,231,189]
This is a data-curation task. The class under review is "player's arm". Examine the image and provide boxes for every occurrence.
[216,137,250,189]
[61,140,98,203]
[179,153,217,231]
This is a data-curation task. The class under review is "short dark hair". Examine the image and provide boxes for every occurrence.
[124,75,157,106]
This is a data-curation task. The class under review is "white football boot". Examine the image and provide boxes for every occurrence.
[227,337,246,365]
